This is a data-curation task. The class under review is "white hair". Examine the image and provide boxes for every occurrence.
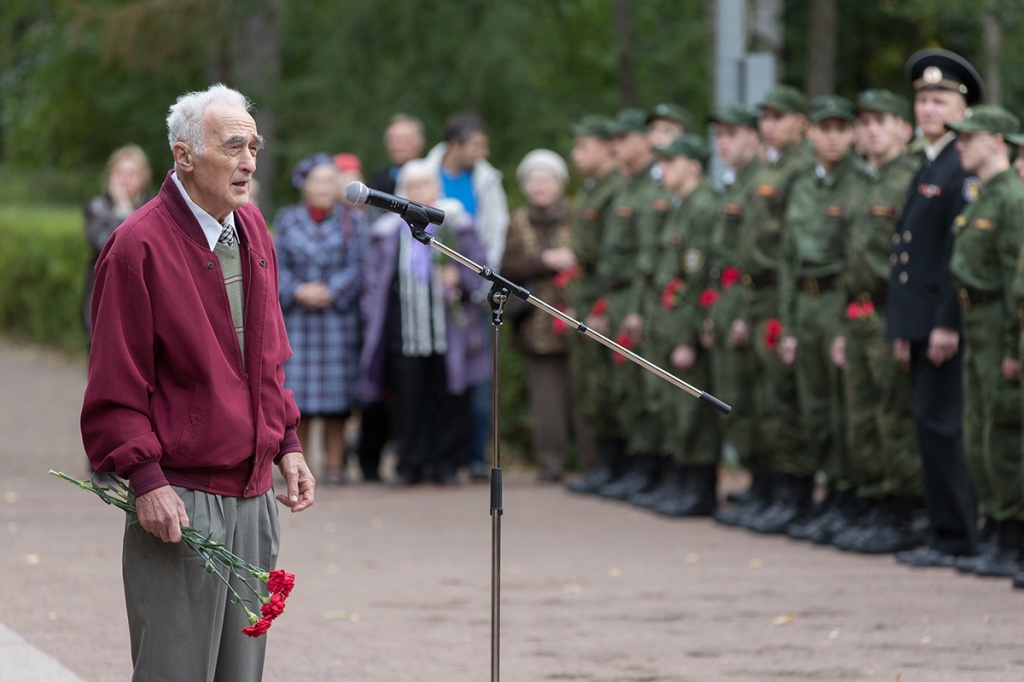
[166,83,254,153]
[395,159,437,196]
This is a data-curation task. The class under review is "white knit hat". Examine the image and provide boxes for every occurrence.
[516,148,569,189]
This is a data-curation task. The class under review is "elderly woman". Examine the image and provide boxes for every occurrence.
[359,159,489,485]
[83,144,152,338]
[500,149,594,482]
[274,153,368,484]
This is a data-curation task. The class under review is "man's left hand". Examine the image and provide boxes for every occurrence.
[277,452,315,512]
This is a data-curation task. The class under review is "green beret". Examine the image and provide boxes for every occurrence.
[856,89,912,122]
[945,105,1021,136]
[808,95,855,124]
[608,108,649,135]
[652,134,710,167]
[707,104,759,130]
[570,114,614,141]
[757,85,808,115]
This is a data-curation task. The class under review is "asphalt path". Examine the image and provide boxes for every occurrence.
[2,340,1022,681]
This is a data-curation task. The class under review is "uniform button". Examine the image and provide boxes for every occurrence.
[898,272,909,285]
[891,233,901,245]
[889,254,898,266]
[259,259,267,266]
[900,252,909,264]
[208,262,215,269]
[903,231,912,243]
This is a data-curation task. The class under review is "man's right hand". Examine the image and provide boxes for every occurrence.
[136,485,189,543]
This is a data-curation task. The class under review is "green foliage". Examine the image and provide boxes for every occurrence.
[0,204,89,351]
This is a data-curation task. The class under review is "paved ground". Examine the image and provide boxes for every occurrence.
[3,340,1023,682]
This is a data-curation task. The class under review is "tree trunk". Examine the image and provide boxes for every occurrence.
[983,2,1002,105]
[613,0,636,108]
[806,0,836,97]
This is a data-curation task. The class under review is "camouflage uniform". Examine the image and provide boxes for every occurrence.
[949,166,1024,524]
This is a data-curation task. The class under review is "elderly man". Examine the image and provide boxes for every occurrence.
[81,83,315,681]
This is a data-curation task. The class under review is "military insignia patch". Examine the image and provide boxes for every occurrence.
[918,183,941,198]
[823,205,846,218]
[723,203,744,216]
[756,184,778,198]
[682,248,705,274]
[616,205,633,218]
[963,177,981,203]
[652,199,671,212]
[971,218,995,231]
[582,208,599,220]
[868,205,897,218]
[953,215,968,229]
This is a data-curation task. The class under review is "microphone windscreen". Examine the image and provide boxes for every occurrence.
[345,181,368,205]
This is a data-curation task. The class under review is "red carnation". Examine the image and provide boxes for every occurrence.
[862,300,875,316]
[612,332,633,366]
[845,301,877,321]
[764,318,783,350]
[661,278,685,310]
[267,570,295,598]
[721,267,742,289]
[242,618,273,638]
[591,297,609,317]
[698,288,721,309]
[552,307,568,335]
[261,592,287,620]
[554,265,580,289]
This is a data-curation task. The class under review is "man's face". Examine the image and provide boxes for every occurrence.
[915,89,967,141]
[857,110,910,159]
[648,119,685,149]
[570,135,613,176]
[758,109,806,150]
[177,101,261,222]
[955,131,995,175]
[612,131,650,172]
[386,120,424,166]
[713,122,759,167]
[659,155,698,190]
[449,131,489,171]
[807,118,855,165]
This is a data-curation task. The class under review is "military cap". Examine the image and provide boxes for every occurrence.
[707,104,759,129]
[1004,132,1024,148]
[608,108,649,135]
[757,84,808,114]
[856,89,912,122]
[652,134,710,167]
[570,114,614,140]
[945,104,1021,136]
[808,95,856,124]
[647,103,694,132]
[905,48,984,105]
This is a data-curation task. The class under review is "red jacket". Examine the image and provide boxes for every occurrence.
[81,172,302,498]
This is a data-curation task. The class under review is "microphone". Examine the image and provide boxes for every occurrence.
[345,181,445,225]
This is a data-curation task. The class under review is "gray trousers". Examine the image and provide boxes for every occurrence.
[123,487,280,682]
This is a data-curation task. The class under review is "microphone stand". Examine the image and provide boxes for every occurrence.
[400,207,731,682]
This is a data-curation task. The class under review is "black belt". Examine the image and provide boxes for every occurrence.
[741,271,777,291]
[957,287,1000,312]
[797,274,840,296]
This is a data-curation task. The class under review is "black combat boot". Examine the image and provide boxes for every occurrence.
[566,439,625,495]
[747,475,814,534]
[852,497,922,554]
[715,472,774,527]
[597,454,659,500]
[656,465,717,517]
[629,461,686,510]
[974,520,1024,578]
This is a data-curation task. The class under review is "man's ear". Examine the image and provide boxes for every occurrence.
[172,141,193,171]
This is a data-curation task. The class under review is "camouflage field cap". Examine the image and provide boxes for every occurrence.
[945,105,1021,136]
[757,84,808,114]
[856,89,912,122]
[570,114,614,141]
[647,103,694,132]
[652,134,710,167]
[608,108,650,135]
[808,95,856,124]
[707,104,759,130]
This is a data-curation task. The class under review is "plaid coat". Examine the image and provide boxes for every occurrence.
[274,204,368,415]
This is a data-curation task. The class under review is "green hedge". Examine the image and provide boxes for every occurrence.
[0,205,89,352]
